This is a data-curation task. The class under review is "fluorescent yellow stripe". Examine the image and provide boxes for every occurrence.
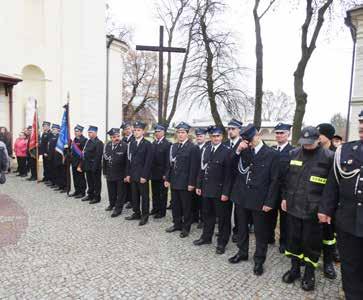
[323,238,337,246]
[290,160,303,166]
[285,250,304,260]
[304,257,319,268]
[310,176,327,185]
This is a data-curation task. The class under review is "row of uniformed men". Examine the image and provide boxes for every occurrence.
[35,115,361,299]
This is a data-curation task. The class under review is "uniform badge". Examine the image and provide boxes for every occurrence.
[348,159,353,165]
[353,145,358,151]
[304,132,309,138]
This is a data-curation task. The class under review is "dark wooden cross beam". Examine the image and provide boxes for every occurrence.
[136,26,186,123]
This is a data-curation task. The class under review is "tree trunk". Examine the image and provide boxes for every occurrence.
[291,0,333,145]
[200,9,225,136]
[253,0,263,129]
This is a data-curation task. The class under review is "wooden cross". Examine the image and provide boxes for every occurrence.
[136,26,186,123]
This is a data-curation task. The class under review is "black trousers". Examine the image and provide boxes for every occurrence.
[232,204,239,235]
[125,182,132,204]
[86,169,102,200]
[286,214,322,268]
[151,179,168,216]
[337,229,363,300]
[131,181,150,217]
[201,197,232,247]
[17,157,27,175]
[171,189,193,232]
[269,207,287,244]
[55,164,67,188]
[29,157,37,179]
[106,180,126,211]
[43,156,51,180]
[322,223,336,263]
[72,166,86,195]
[235,204,269,264]
[192,194,203,223]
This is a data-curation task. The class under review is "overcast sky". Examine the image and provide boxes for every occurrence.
[108,0,355,125]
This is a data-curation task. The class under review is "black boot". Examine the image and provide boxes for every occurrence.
[323,246,337,279]
[301,264,315,291]
[282,257,301,284]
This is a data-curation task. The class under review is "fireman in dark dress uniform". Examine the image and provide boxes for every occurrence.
[125,121,153,226]
[229,124,279,276]
[103,128,128,218]
[319,111,363,300]
[193,128,209,228]
[150,124,171,219]
[69,125,88,198]
[269,123,294,254]
[165,122,200,238]
[316,123,339,279]
[81,126,104,204]
[194,126,232,254]
[45,124,60,187]
[121,121,135,209]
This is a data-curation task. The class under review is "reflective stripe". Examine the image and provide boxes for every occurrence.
[304,257,319,268]
[323,238,337,246]
[290,160,303,166]
[310,176,327,185]
[285,250,304,260]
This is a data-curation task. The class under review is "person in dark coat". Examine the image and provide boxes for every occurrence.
[150,124,171,219]
[39,121,51,182]
[224,119,244,242]
[228,124,279,276]
[125,121,153,225]
[103,128,128,218]
[69,125,88,198]
[316,123,339,279]
[45,125,60,187]
[193,127,209,228]
[0,127,12,172]
[318,111,363,300]
[81,126,104,204]
[121,121,135,209]
[269,123,294,254]
[194,126,232,254]
[281,127,334,292]
[165,122,200,238]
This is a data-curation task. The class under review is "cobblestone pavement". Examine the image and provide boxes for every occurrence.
[0,174,344,299]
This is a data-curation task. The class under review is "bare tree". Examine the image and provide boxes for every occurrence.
[330,112,347,139]
[253,0,277,129]
[184,0,249,134]
[122,50,159,121]
[262,90,295,122]
[105,2,133,43]
[156,0,191,122]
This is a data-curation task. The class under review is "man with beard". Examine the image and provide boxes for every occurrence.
[69,125,88,199]
[103,128,128,218]
[281,127,334,291]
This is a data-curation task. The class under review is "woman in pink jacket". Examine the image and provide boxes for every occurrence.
[14,132,28,177]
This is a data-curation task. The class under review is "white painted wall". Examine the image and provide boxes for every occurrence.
[0,0,113,140]
[349,8,363,141]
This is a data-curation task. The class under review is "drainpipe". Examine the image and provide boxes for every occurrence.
[344,13,357,141]
[106,35,114,138]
